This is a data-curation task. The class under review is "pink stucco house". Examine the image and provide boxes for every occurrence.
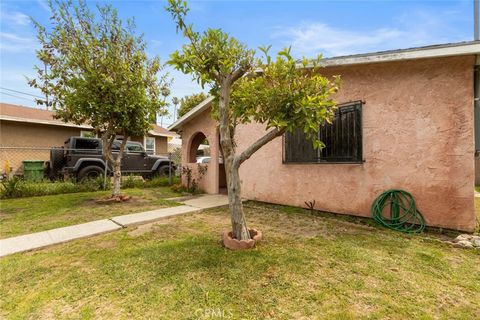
[169,41,480,232]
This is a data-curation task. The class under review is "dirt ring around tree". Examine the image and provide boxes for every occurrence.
[95,195,131,203]
[222,228,262,250]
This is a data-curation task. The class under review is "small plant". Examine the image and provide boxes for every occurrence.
[177,164,207,194]
[305,200,316,213]
[95,175,111,190]
[0,176,23,198]
[170,183,184,193]
[181,166,193,191]
[3,160,12,180]
[122,175,137,189]
[145,176,178,188]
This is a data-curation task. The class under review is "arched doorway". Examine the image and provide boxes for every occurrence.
[188,132,209,163]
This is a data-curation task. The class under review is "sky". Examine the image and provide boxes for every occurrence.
[0,0,476,127]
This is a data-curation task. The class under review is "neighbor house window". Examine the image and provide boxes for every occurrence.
[144,136,156,155]
[80,130,96,138]
[284,101,363,163]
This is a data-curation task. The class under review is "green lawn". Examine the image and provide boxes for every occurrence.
[1,202,478,319]
[0,187,180,238]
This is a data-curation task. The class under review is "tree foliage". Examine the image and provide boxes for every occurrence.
[231,47,340,150]
[178,92,208,118]
[167,1,254,88]
[167,0,340,240]
[29,0,169,196]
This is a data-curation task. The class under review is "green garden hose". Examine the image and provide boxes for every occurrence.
[371,189,425,233]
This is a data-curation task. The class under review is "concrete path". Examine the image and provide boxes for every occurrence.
[111,205,199,227]
[0,194,228,258]
[180,194,229,209]
[0,220,121,257]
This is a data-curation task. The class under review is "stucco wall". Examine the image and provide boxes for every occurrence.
[0,121,83,147]
[0,122,170,173]
[0,121,83,173]
[155,136,168,154]
[180,109,219,194]
[180,55,476,231]
[237,56,476,231]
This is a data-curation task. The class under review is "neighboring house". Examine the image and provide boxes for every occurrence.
[0,103,175,173]
[169,41,480,232]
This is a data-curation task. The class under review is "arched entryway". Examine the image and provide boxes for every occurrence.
[188,132,209,163]
[183,129,224,195]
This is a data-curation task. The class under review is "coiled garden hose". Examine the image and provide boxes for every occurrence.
[371,189,425,233]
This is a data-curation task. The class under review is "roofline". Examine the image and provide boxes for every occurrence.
[148,130,176,138]
[1,115,176,137]
[0,115,93,129]
[314,41,480,68]
[169,41,480,131]
[168,96,215,131]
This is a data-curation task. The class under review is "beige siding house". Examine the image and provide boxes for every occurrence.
[0,103,175,173]
[169,41,480,232]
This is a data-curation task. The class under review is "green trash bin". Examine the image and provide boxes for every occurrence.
[23,160,45,181]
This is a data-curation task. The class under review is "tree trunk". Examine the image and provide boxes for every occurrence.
[101,132,127,198]
[218,79,251,240]
[110,159,121,197]
[225,158,250,240]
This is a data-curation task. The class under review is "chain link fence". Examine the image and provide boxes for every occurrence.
[0,146,182,180]
[0,146,51,176]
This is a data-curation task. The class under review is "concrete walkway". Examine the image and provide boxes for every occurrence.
[0,194,229,258]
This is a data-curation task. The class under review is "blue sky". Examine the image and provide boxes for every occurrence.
[0,0,475,127]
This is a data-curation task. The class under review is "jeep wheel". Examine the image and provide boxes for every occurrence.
[78,165,104,181]
[155,165,170,177]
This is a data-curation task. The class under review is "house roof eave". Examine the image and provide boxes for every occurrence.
[0,115,93,129]
[168,41,480,130]
[311,41,480,68]
[168,96,215,132]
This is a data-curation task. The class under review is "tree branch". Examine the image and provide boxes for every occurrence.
[233,127,286,168]
[231,67,247,83]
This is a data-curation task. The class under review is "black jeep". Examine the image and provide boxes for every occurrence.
[48,137,174,180]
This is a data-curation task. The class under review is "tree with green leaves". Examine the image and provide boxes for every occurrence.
[171,96,180,120]
[29,0,169,198]
[167,0,339,241]
[177,92,208,118]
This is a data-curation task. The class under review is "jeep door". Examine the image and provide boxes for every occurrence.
[123,143,149,173]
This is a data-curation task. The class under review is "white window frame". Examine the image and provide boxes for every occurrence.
[144,136,156,154]
[80,130,97,138]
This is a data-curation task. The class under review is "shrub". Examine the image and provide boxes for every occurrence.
[176,165,207,194]
[122,175,138,189]
[95,175,112,190]
[144,176,179,188]
[0,174,180,199]
[170,183,183,193]
[0,178,101,199]
[0,176,22,198]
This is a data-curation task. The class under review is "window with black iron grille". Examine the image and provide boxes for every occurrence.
[284,101,363,163]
